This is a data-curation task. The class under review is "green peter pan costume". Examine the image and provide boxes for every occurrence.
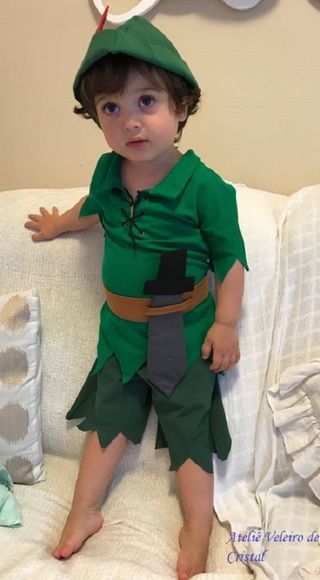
[66,16,249,473]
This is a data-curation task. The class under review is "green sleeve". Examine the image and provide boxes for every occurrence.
[79,195,101,217]
[79,154,110,218]
[198,175,249,282]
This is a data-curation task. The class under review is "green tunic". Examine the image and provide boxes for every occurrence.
[80,149,248,382]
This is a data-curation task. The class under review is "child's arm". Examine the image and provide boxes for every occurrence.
[24,196,100,242]
[202,260,244,372]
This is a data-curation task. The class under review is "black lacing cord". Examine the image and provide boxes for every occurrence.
[121,207,144,236]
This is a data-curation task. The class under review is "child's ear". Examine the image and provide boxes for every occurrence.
[177,104,188,123]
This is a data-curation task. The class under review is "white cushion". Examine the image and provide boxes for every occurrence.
[0,289,45,484]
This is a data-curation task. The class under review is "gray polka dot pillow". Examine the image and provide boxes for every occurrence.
[0,289,45,484]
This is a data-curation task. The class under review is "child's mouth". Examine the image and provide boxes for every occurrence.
[127,139,149,147]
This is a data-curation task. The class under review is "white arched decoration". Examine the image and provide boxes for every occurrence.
[92,0,161,24]
[223,0,262,7]
[92,0,263,24]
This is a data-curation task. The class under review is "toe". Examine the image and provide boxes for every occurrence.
[177,556,191,580]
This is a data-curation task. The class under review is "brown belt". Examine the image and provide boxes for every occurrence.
[105,275,209,323]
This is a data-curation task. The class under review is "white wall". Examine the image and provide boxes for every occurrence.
[1,0,320,194]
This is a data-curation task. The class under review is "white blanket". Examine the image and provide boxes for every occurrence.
[252,187,320,579]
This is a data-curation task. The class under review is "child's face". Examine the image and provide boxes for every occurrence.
[94,72,187,164]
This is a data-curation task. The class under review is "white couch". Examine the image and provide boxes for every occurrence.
[0,183,320,580]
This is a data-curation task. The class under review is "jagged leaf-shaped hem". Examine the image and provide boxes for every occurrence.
[76,418,144,447]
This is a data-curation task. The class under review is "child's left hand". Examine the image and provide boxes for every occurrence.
[201,322,240,372]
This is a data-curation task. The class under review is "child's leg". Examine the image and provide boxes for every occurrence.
[53,431,128,560]
[175,459,213,580]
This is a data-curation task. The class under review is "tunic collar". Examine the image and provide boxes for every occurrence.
[105,149,201,199]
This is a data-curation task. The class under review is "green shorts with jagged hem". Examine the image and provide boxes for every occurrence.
[66,355,231,474]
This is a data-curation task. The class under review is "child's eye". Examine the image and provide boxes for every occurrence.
[139,95,155,108]
[103,102,119,115]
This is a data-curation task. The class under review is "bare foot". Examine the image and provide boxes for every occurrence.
[52,508,104,559]
[176,523,211,580]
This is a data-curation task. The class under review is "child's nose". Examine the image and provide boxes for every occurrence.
[122,115,141,131]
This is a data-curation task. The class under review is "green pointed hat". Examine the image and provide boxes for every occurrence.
[73,14,198,103]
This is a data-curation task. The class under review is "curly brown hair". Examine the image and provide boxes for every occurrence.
[74,53,201,143]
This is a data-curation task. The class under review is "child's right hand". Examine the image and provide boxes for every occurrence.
[24,206,62,242]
